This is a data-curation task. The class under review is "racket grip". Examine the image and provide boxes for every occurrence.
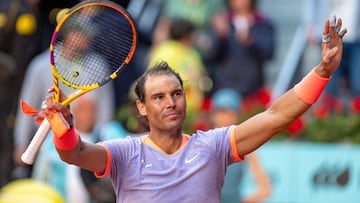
[21,119,51,165]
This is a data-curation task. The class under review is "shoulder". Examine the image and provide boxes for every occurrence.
[194,126,234,136]
[191,126,234,145]
[254,12,274,26]
[28,50,50,72]
[151,41,179,54]
[101,135,142,151]
[254,12,267,22]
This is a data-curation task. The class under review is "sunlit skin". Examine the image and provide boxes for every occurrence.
[136,74,187,154]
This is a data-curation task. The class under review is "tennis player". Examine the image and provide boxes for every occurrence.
[41,15,346,203]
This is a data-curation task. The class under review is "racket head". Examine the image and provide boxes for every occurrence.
[50,0,137,103]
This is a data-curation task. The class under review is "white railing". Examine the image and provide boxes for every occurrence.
[271,25,307,102]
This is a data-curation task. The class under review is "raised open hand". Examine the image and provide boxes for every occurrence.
[320,15,347,75]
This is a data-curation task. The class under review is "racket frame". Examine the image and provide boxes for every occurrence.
[21,0,137,164]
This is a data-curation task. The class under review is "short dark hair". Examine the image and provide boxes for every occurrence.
[134,60,184,103]
[169,17,195,41]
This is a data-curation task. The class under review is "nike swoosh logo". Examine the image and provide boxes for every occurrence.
[185,153,200,164]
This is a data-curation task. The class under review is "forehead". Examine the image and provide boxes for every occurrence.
[144,74,182,94]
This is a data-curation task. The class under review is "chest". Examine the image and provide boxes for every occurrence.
[118,142,226,195]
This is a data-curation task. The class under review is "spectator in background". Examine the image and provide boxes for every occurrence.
[116,81,150,135]
[209,88,271,203]
[148,17,210,133]
[304,0,360,116]
[152,0,225,59]
[0,0,42,187]
[208,0,275,114]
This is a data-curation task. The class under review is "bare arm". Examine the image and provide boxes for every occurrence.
[234,16,346,156]
[56,140,108,173]
[42,93,108,173]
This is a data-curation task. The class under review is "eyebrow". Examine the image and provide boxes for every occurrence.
[150,92,164,98]
[150,88,183,98]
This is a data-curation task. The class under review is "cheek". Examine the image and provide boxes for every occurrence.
[177,96,187,110]
[139,103,159,121]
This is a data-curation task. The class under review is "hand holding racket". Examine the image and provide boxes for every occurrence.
[21,0,137,165]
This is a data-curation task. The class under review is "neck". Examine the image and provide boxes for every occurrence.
[148,131,184,154]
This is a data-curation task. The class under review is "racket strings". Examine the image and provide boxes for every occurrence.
[93,12,134,71]
[53,4,135,87]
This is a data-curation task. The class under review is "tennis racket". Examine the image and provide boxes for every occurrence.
[21,0,137,165]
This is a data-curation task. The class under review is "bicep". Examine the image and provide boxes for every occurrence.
[234,111,278,156]
[234,89,310,155]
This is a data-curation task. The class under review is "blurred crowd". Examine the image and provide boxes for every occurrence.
[0,0,358,202]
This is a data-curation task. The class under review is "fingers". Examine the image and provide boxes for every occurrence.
[334,18,347,38]
[46,85,68,104]
[322,19,330,35]
[334,18,341,33]
[331,16,342,38]
[321,20,330,43]
[322,15,347,44]
[59,90,68,102]
[339,28,347,39]
[41,96,55,118]
[42,85,70,119]
[47,86,55,93]
[41,96,68,118]
[329,14,336,28]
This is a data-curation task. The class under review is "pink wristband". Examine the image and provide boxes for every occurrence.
[294,69,330,104]
[53,127,79,150]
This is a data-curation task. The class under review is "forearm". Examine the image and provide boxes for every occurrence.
[268,89,311,131]
[54,127,81,163]
[235,66,327,155]
[235,92,309,155]
[270,64,331,127]
[55,128,107,173]
[265,66,331,133]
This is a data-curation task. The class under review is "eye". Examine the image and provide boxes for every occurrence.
[154,95,163,100]
[174,90,184,97]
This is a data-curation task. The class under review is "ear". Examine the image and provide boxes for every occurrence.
[136,100,147,116]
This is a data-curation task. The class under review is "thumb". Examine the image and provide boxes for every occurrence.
[323,47,338,63]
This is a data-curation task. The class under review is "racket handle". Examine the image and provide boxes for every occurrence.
[21,119,51,165]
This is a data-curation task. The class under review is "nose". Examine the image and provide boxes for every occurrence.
[165,95,176,108]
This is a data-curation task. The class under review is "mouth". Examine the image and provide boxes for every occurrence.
[164,111,181,119]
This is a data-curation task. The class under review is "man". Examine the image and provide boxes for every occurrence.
[40,16,346,203]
